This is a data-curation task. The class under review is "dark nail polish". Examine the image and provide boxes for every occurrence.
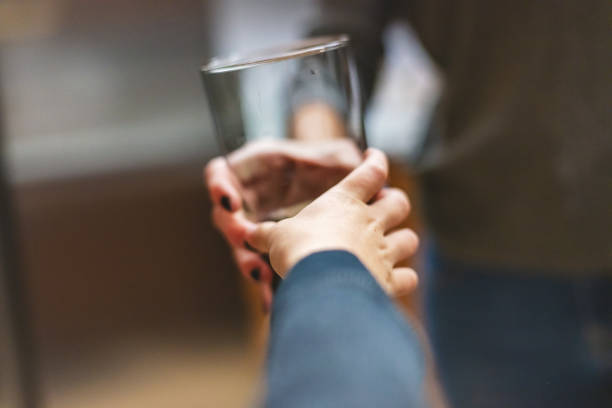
[220,195,231,211]
[250,268,261,281]
[244,241,257,252]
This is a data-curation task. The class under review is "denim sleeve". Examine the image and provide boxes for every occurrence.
[264,250,426,408]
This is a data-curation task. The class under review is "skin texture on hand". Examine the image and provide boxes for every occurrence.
[204,103,417,309]
[246,149,419,296]
[205,155,275,308]
[205,103,357,310]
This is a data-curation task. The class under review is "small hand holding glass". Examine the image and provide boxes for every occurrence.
[246,148,419,294]
[206,147,419,310]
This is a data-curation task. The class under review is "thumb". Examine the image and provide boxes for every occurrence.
[245,221,276,253]
[333,148,388,203]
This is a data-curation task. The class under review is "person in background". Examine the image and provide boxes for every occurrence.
[301,1,612,407]
[252,149,426,407]
[206,0,612,407]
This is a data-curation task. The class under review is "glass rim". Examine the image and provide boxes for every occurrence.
[201,35,350,74]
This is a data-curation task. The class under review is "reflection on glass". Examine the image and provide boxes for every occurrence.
[202,35,366,221]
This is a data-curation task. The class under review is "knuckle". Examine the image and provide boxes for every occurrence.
[398,239,412,256]
[393,189,411,215]
[326,190,360,212]
[228,221,245,238]
[276,218,291,231]
[393,229,418,253]
[369,216,385,235]
[409,230,420,250]
[369,160,388,183]
[204,158,220,181]
[204,157,228,190]
[403,229,419,251]
[222,220,246,246]
[381,188,409,218]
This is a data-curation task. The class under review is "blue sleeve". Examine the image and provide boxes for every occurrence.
[264,250,426,408]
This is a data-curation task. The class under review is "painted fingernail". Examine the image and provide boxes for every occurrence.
[244,241,258,252]
[220,195,231,211]
[250,268,261,281]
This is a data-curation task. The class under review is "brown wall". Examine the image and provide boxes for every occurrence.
[14,161,246,355]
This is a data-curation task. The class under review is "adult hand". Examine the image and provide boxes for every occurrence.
[204,140,361,311]
[246,148,419,296]
[205,103,362,311]
[205,155,276,309]
[227,138,361,218]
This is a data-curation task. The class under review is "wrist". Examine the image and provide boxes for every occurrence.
[273,245,346,278]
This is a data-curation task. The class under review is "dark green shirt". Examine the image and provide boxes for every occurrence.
[311,0,612,272]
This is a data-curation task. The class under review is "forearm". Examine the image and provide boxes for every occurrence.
[264,250,426,408]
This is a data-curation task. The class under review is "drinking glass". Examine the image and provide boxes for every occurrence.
[201,35,366,222]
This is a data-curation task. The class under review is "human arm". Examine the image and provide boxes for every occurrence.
[245,149,424,406]
[264,250,425,408]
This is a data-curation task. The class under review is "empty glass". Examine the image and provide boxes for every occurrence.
[201,35,366,221]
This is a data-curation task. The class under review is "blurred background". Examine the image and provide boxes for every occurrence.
[0,1,438,407]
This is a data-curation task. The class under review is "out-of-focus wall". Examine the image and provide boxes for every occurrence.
[1,1,258,407]
[3,0,215,182]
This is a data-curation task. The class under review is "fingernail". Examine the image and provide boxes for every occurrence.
[220,195,231,211]
[244,241,258,252]
[250,268,261,281]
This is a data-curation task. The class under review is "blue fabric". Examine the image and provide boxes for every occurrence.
[264,250,426,408]
[424,246,612,408]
